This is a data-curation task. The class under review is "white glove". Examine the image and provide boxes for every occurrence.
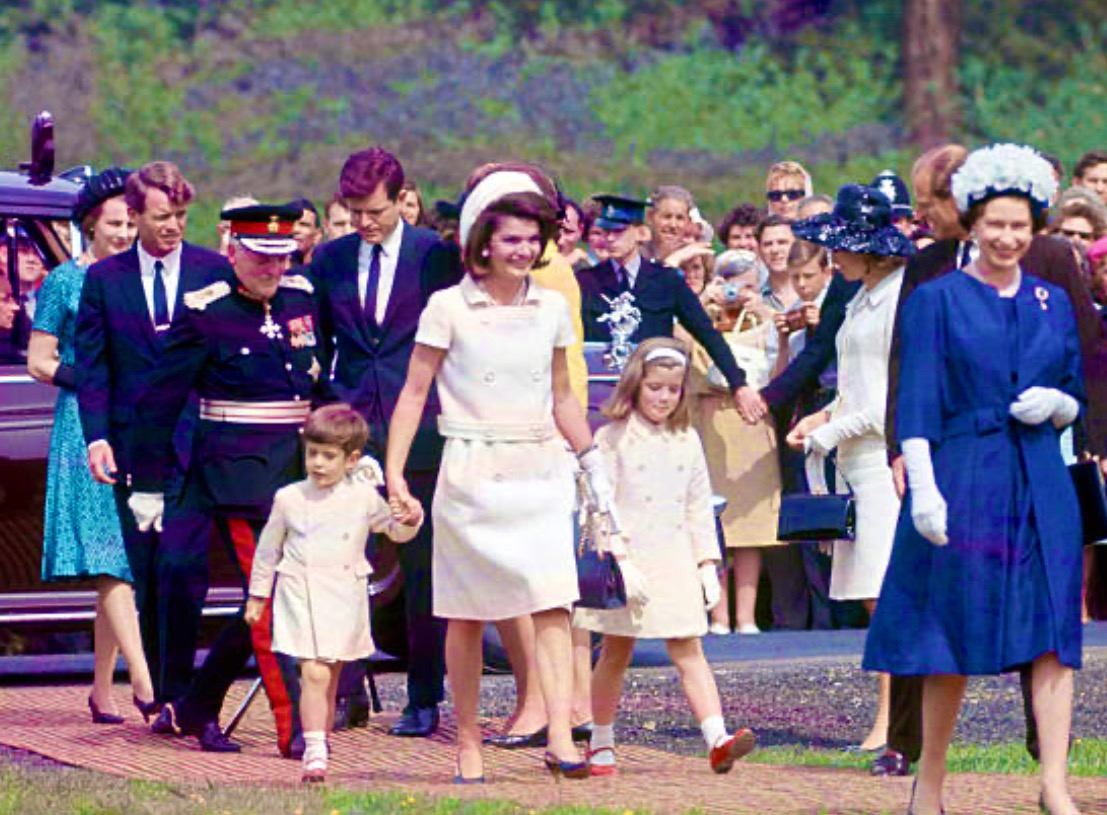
[902,438,948,546]
[699,563,722,612]
[806,423,840,457]
[579,447,622,533]
[617,558,650,607]
[352,454,384,486]
[128,492,165,533]
[1009,386,1079,429]
[804,449,830,495]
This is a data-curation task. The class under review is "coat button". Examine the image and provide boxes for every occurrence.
[531,369,542,382]
[484,372,495,384]
[294,395,302,401]
[493,474,504,482]
[285,363,293,371]
[240,347,250,355]
[484,430,494,439]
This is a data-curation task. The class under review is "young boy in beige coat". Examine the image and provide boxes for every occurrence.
[247,404,423,782]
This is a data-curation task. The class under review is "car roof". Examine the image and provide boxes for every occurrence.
[0,169,80,219]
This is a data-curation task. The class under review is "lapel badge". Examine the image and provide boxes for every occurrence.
[288,315,317,349]
[1034,286,1049,311]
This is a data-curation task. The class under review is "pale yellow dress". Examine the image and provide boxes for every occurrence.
[678,316,783,549]
[572,414,719,638]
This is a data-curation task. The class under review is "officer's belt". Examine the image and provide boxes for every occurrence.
[438,416,557,442]
[199,398,311,425]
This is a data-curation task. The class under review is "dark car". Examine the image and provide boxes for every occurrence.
[0,114,246,657]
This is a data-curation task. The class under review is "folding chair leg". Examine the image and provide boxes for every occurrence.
[223,676,263,737]
[367,670,382,713]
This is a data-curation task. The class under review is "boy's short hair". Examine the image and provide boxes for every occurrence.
[303,404,369,455]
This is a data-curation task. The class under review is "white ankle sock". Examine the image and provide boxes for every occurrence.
[303,730,327,767]
[700,715,728,750]
[589,723,616,765]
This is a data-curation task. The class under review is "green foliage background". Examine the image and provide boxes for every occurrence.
[1,0,1105,246]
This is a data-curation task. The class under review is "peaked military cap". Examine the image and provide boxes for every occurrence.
[221,203,301,256]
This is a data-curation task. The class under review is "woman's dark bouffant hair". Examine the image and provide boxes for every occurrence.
[463,192,558,274]
[960,195,1049,233]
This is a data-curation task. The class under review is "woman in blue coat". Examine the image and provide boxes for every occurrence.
[864,144,1085,815]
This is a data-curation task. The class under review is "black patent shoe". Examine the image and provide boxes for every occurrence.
[150,703,183,736]
[389,705,440,737]
[88,696,124,725]
[485,725,548,749]
[870,748,910,777]
[571,722,593,742]
[197,721,241,753]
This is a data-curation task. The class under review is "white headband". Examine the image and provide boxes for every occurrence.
[644,347,687,366]
[458,171,543,249]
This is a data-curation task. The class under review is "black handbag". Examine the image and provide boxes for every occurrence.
[777,457,856,542]
[574,472,628,609]
[575,545,628,610]
[1069,460,1107,545]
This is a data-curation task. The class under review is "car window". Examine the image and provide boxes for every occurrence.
[0,216,76,363]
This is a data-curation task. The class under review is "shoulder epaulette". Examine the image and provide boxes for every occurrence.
[183,280,231,311]
[280,274,314,294]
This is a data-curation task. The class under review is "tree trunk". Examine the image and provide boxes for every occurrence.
[903,0,962,148]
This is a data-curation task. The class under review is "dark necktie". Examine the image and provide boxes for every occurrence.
[614,264,628,292]
[364,244,382,328]
[152,259,170,333]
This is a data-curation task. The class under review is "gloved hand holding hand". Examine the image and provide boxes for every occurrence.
[617,557,650,608]
[1009,386,1079,429]
[902,438,948,546]
[805,422,841,457]
[579,447,622,533]
[128,492,165,533]
[352,454,384,486]
[699,563,722,611]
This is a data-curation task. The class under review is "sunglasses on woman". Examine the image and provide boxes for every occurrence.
[767,189,805,203]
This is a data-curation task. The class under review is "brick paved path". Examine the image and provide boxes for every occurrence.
[1,681,1104,814]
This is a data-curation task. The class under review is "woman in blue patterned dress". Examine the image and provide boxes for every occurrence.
[28,168,156,723]
[864,145,1084,815]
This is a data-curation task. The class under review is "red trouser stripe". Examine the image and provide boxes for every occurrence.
[226,517,295,754]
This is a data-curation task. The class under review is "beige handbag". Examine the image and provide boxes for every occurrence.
[706,309,773,390]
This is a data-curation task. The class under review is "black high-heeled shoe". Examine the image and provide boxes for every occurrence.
[88,696,124,725]
[132,694,160,724]
[543,751,589,780]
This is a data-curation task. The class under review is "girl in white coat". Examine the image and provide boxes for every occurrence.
[574,337,757,776]
[247,405,422,782]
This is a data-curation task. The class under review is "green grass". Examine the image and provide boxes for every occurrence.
[751,738,1107,777]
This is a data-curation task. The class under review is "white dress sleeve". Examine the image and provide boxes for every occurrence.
[249,487,290,599]
[685,431,720,565]
[414,289,453,350]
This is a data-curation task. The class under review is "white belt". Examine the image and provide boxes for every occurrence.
[438,416,556,442]
[199,398,310,425]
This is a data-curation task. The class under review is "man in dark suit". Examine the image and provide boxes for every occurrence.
[874,143,1107,778]
[76,161,231,707]
[309,147,460,738]
[578,195,765,421]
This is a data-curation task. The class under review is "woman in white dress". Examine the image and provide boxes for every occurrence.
[787,184,915,751]
[386,174,614,783]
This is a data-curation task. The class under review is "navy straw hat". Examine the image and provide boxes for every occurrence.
[792,184,916,258]
[72,167,132,226]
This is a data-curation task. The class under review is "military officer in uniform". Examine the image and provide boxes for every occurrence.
[127,204,328,754]
[578,195,766,421]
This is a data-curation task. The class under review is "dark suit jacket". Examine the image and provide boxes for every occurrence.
[761,273,861,410]
[886,234,1107,455]
[309,226,461,471]
[578,256,746,389]
[75,242,232,476]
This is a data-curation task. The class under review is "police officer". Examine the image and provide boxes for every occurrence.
[127,204,328,754]
[577,194,766,422]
